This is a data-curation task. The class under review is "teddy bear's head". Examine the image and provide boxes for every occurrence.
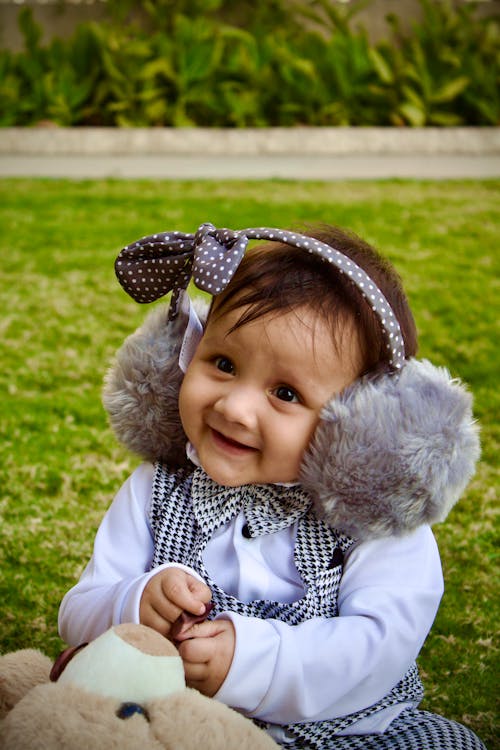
[0,624,277,750]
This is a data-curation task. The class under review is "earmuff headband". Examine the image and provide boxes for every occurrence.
[115,223,406,369]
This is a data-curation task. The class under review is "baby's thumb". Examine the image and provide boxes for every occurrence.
[189,576,212,603]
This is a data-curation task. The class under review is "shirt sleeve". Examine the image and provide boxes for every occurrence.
[58,463,201,645]
[214,525,444,724]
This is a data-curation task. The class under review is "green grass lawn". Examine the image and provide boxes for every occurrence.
[0,178,498,746]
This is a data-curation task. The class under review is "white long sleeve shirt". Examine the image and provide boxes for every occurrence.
[59,462,444,740]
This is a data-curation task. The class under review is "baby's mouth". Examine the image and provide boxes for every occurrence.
[210,428,256,453]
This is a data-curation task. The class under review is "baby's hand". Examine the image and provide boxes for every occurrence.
[175,618,236,697]
[139,568,211,638]
[170,601,214,643]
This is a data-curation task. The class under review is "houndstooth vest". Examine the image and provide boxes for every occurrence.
[149,463,424,750]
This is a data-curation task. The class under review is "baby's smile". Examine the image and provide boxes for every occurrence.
[210,427,258,454]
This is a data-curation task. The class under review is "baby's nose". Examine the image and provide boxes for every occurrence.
[214,385,258,427]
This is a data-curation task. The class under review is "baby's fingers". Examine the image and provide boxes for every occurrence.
[162,570,211,615]
[185,575,212,607]
[178,623,235,696]
[178,633,215,665]
[140,604,172,637]
[170,603,213,643]
[173,614,221,643]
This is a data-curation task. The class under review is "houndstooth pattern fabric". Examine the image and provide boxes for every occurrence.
[150,464,426,746]
[281,709,487,750]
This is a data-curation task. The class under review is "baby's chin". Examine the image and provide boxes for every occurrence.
[203,465,298,488]
[202,466,252,487]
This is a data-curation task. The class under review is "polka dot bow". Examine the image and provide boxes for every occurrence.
[115,223,406,369]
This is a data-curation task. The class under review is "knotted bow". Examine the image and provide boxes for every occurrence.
[115,222,249,319]
[190,468,312,540]
[115,222,406,369]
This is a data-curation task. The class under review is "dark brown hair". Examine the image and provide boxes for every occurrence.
[210,225,418,376]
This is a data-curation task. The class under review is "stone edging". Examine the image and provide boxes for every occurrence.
[2,127,500,156]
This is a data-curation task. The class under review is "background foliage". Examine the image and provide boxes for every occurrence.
[0,0,499,127]
[0,177,498,746]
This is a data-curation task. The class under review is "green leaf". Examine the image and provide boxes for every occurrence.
[368,48,395,85]
[429,110,464,126]
[399,101,426,127]
[432,76,470,104]
[140,58,177,84]
[401,85,425,110]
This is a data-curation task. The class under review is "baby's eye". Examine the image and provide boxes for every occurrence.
[214,356,235,374]
[274,385,300,403]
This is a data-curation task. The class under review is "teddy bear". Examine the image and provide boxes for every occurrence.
[0,623,278,750]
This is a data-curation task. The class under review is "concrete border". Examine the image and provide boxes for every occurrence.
[2,127,500,156]
[2,153,499,180]
[2,127,499,179]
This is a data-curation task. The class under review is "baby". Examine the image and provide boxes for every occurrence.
[59,223,483,749]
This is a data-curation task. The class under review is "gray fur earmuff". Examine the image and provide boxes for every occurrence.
[102,301,480,541]
[300,359,480,538]
[102,304,190,468]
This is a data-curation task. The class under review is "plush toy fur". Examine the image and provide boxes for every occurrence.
[102,300,480,540]
[0,624,277,750]
[0,648,52,720]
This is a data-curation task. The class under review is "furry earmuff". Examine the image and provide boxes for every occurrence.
[103,301,480,541]
[300,360,480,538]
[103,302,193,468]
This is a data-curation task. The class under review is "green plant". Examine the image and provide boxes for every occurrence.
[0,52,21,126]
[0,0,498,127]
[5,9,96,125]
[378,0,500,126]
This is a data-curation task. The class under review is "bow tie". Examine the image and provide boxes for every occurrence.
[190,468,312,539]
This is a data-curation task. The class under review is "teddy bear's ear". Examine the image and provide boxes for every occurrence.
[102,298,209,466]
[0,649,52,719]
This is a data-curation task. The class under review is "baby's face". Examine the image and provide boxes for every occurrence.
[179,304,360,487]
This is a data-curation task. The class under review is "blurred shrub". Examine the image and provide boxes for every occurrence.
[0,0,498,127]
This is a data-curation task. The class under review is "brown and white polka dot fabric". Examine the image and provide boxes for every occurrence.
[115,222,406,369]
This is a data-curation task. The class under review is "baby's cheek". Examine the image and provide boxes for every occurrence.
[296,413,321,450]
[178,376,194,433]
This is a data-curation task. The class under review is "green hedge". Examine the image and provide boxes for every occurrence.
[1,0,499,127]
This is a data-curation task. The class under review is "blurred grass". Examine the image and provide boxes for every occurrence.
[0,177,498,746]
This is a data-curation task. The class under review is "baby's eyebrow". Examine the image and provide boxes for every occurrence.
[198,333,226,349]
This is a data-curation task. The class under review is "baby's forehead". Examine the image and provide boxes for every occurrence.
[207,301,361,368]
[210,295,357,341]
